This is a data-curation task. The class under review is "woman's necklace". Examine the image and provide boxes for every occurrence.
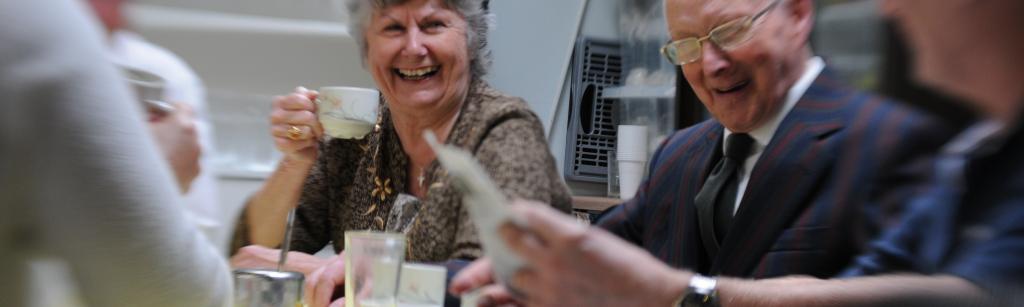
[417,167,426,188]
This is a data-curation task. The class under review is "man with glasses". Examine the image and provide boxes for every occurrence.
[593,0,953,281]
[451,0,1024,305]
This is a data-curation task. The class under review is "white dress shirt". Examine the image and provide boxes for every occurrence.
[723,57,825,214]
[107,30,226,253]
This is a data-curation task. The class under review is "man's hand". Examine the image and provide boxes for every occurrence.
[493,200,691,307]
[449,258,521,307]
[147,102,200,193]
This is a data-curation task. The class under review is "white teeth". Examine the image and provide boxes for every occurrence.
[398,66,439,77]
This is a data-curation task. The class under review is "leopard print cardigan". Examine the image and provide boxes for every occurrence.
[232,81,572,261]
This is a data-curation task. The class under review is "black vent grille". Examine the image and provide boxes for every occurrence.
[565,38,623,183]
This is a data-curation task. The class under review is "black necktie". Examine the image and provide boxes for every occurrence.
[694,133,754,260]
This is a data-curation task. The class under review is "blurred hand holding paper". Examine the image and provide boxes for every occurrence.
[423,131,525,288]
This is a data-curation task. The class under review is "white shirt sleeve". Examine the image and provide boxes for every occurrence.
[0,0,232,306]
[108,30,226,253]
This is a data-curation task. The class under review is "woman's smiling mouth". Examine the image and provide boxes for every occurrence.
[395,66,440,81]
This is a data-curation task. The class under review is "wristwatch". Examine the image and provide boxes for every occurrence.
[677,274,720,307]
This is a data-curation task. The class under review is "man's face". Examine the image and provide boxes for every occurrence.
[666,0,813,133]
[880,0,974,97]
[87,0,126,33]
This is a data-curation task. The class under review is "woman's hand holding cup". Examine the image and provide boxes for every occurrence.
[270,86,324,165]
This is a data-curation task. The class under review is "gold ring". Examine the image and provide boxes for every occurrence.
[287,125,303,140]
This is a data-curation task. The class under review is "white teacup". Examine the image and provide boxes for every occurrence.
[316,86,380,139]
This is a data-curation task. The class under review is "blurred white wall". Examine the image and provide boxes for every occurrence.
[133,0,349,22]
[486,0,587,134]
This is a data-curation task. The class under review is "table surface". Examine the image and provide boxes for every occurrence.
[572,196,622,212]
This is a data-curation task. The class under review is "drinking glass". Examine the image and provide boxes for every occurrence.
[345,231,405,307]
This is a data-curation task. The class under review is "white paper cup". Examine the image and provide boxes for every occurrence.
[617,125,649,161]
[398,263,447,307]
[316,86,379,139]
[618,160,646,200]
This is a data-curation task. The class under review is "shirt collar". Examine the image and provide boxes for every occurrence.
[944,120,1007,158]
[724,56,825,151]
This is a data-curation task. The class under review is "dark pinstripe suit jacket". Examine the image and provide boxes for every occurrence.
[598,72,958,278]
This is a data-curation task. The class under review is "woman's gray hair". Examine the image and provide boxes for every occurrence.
[343,0,494,80]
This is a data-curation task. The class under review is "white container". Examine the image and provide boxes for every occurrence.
[604,85,676,160]
[618,160,646,200]
[616,125,649,161]
[316,86,380,139]
[613,125,649,200]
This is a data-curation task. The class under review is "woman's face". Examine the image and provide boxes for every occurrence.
[365,0,471,114]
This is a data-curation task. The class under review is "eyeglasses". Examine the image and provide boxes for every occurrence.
[660,0,782,65]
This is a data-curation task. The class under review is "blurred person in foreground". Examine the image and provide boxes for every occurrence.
[450,0,1024,306]
[86,0,226,251]
[229,0,570,302]
[595,0,955,281]
[0,0,231,306]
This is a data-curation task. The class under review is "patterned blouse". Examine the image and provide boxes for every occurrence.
[232,81,572,261]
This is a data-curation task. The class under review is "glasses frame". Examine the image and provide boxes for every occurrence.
[660,0,782,65]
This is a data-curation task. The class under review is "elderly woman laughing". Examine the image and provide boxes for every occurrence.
[229,0,571,277]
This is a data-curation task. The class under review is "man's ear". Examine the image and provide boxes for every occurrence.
[785,0,815,45]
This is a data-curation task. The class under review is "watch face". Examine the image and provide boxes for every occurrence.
[683,291,719,307]
[684,275,719,307]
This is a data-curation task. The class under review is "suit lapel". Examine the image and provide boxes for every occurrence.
[675,123,723,273]
[711,75,852,276]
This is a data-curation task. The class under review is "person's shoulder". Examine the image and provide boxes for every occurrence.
[843,87,956,135]
[819,86,960,159]
[662,119,719,148]
[618,119,719,181]
[112,31,199,80]
[474,83,533,112]
[471,82,544,127]
[848,88,916,116]
[114,31,181,63]
[645,119,720,163]
[804,69,952,134]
